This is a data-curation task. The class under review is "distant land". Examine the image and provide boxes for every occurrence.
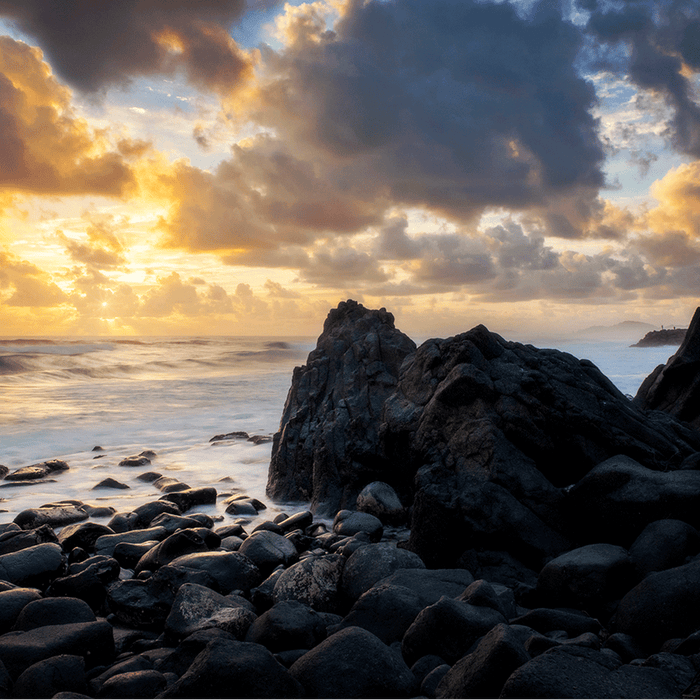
[631,327,687,347]
[575,320,654,341]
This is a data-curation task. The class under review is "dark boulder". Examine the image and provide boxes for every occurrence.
[0,587,42,633]
[0,524,58,556]
[237,530,298,576]
[0,542,63,588]
[12,654,86,699]
[356,481,406,524]
[160,487,216,513]
[267,300,417,515]
[160,639,303,698]
[92,478,129,490]
[245,600,327,653]
[148,513,206,535]
[376,568,474,606]
[635,306,700,429]
[167,551,262,594]
[435,623,530,699]
[134,530,209,573]
[58,522,115,554]
[629,519,700,578]
[94,527,168,558]
[130,501,181,529]
[97,669,167,698]
[13,597,95,631]
[112,541,160,570]
[5,460,69,481]
[14,506,87,531]
[106,579,174,630]
[332,510,384,541]
[289,626,416,698]
[273,554,345,614]
[49,556,121,611]
[511,608,603,637]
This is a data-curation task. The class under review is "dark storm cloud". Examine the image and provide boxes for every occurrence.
[258,0,606,220]
[0,0,256,92]
[583,0,700,157]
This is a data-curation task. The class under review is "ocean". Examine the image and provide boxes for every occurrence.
[0,333,680,527]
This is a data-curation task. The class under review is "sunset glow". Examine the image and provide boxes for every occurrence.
[1,0,699,339]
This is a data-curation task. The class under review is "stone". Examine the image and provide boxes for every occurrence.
[0,587,42,633]
[332,510,384,541]
[94,527,168,557]
[635,306,700,429]
[92,478,129,490]
[340,542,425,601]
[276,511,313,533]
[535,543,635,613]
[148,513,204,535]
[501,644,683,698]
[0,621,114,680]
[0,542,63,588]
[48,556,121,611]
[5,460,69,481]
[273,554,345,614]
[423,664,451,698]
[167,551,262,594]
[402,595,506,666]
[12,654,86,699]
[134,530,210,573]
[289,626,416,698]
[165,583,257,642]
[511,608,603,637]
[58,522,115,553]
[615,558,700,649]
[106,579,174,630]
[356,481,406,524]
[160,639,303,698]
[153,476,190,493]
[245,600,326,653]
[267,301,417,515]
[14,505,88,530]
[112,541,159,570]
[118,455,151,467]
[629,519,700,578]
[98,669,167,698]
[436,623,530,698]
[459,579,516,619]
[377,568,475,606]
[13,597,95,631]
[130,501,181,528]
[0,524,58,556]
[87,654,153,694]
[565,455,700,546]
[160,488,216,513]
[238,530,298,576]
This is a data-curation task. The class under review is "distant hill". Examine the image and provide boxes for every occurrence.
[632,328,687,347]
[576,320,655,341]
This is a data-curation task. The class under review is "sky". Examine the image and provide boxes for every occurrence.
[0,0,699,339]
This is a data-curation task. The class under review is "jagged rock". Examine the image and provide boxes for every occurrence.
[289,626,416,698]
[267,300,417,515]
[636,307,700,428]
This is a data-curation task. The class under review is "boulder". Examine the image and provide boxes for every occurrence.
[0,543,63,588]
[340,542,425,601]
[106,579,174,630]
[435,623,530,698]
[92,478,129,490]
[245,600,327,653]
[167,551,262,594]
[94,527,168,557]
[160,639,303,698]
[14,506,87,531]
[129,500,181,528]
[97,669,167,698]
[0,524,58,556]
[148,513,205,535]
[0,621,114,679]
[160,487,217,513]
[267,300,417,515]
[289,626,416,698]
[12,654,87,699]
[629,519,700,578]
[237,530,298,576]
[58,522,115,554]
[332,510,384,541]
[48,557,121,611]
[511,608,603,637]
[273,554,345,614]
[635,306,700,429]
[134,530,210,573]
[356,481,406,524]
[402,595,506,666]
[5,460,69,481]
[0,587,42,633]
[565,455,700,545]
[13,597,95,631]
[376,568,475,606]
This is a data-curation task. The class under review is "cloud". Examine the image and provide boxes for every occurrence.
[0,36,139,196]
[0,0,256,94]
[0,248,69,306]
[58,215,127,270]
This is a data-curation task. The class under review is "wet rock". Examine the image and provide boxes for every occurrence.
[629,519,700,578]
[402,595,506,665]
[0,524,58,555]
[209,431,249,443]
[94,527,168,557]
[112,541,159,570]
[536,543,635,614]
[615,558,700,649]
[153,476,190,493]
[58,522,115,554]
[238,530,298,576]
[273,554,345,614]
[167,551,262,594]
[635,306,700,429]
[12,654,87,699]
[5,460,69,481]
[130,501,181,529]
[332,510,384,541]
[80,504,116,519]
[500,645,681,698]
[134,530,209,573]
[92,478,129,490]
[165,583,257,643]
[0,542,63,588]
[225,499,259,516]
[0,587,42,633]
[13,597,95,631]
[290,626,416,698]
[148,512,210,535]
[49,556,121,611]
[276,511,313,533]
[376,568,475,606]
[356,481,406,524]
[98,669,167,698]
[341,542,425,601]
[436,623,530,699]
[0,620,114,680]
[106,579,174,630]
[245,600,326,653]
[118,454,151,467]
[161,639,303,698]
[160,487,216,513]
[459,579,516,619]
[136,472,161,483]
[268,301,417,515]
[14,505,88,530]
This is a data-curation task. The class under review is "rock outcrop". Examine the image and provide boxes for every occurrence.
[268,301,700,571]
[267,300,416,514]
[635,306,700,429]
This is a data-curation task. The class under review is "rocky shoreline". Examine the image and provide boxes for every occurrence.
[632,327,687,347]
[1,301,700,698]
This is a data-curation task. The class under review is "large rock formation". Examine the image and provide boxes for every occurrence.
[267,301,700,569]
[267,300,416,514]
[635,306,700,429]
